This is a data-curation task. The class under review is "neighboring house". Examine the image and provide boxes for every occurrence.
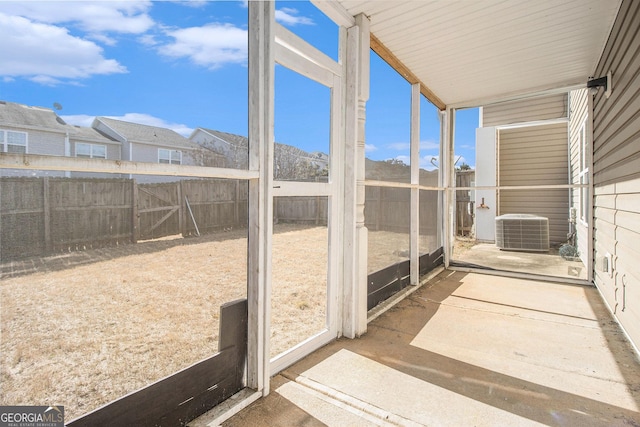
[190,128,329,180]
[475,93,571,246]
[93,117,225,182]
[94,117,197,166]
[0,100,69,159]
[0,101,119,177]
[67,125,123,179]
[69,125,121,161]
[190,128,249,169]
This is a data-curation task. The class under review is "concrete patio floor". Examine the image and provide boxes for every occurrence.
[453,242,588,281]
[196,270,640,426]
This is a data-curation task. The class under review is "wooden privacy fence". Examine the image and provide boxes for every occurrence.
[0,177,249,260]
[137,179,248,241]
[274,196,328,225]
[364,186,438,237]
[2,178,444,261]
[1,177,133,259]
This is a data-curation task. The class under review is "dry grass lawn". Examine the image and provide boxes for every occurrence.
[1,224,418,420]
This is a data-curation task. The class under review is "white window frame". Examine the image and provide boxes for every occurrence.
[158,148,182,165]
[578,121,589,226]
[76,142,107,159]
[1,129,28,154]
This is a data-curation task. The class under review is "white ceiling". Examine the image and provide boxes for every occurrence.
[334,0,621,107]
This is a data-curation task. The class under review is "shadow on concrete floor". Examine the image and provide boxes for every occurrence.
[202,270,640,427]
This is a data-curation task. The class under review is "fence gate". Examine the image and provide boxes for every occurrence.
[137,182,182,240]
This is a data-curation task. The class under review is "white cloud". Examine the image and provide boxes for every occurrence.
[386,139,439,152]
[138,34,159,47]
[386,142,409,151]
[0,13,127,82]
[60,114,95,127]
[29,75,64,86]
[160,23,247,69]
[420,139,439,150]
[275,8,314,26]
[87,33,118,47]
[0,1,154,35]
[365,144,377,153]
[174,0,210,8]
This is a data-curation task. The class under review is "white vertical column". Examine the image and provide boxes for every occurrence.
[440,108,454,267]
[247,0,274,396]
[355,13,370,337]
[410,84,420,285]
[342,22,358,338]
[342,13,370,338]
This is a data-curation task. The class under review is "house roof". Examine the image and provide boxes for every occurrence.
[330,0,621,107]
[0,100,69,133]
[68,126,119,145]
[198,128,248,147]
[96,117,196,150]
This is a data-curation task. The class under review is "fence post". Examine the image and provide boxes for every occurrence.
[235,180,240,227]
[178,180,185,236]
[132,179,139,243]
[274,197,279,224]
[375,186,382,231]
[43,177,52,253]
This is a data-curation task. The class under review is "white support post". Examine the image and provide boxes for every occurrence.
[410,83,420,285]
[342,22,357,338]
[342,13,370,338]
[247,0,274,396]
[440,109,454,267]
[446,109,456,265]
[355,13,370,337]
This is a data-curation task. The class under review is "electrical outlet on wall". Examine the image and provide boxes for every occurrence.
[604,252,613,278]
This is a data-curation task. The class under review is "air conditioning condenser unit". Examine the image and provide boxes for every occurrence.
[495,214,549,252]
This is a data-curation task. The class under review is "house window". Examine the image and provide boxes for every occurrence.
[76,143,106,159]
[159,149,182,165]
[578,122,589,224]
[1,130,27,153]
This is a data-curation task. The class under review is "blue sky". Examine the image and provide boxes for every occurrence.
[0,0,477,170]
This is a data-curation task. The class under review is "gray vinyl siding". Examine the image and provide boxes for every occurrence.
[1,127,66,156]
[131,143,195,166]
[93,120,130,161]
[483,93,568,127]
[132,143,163,164]
[499,123,569,244]
[569,88,589,265]
[592,0,640,350]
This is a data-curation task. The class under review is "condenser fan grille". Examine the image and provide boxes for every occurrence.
[495,214,549,252]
